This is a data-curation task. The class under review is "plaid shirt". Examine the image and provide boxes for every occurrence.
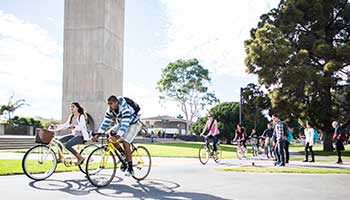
[98,96,140,136]
[274,120,285,141]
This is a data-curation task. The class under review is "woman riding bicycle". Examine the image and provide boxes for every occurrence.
[200,112,220,155]
[51,102,90,164]
[233,124,247,150]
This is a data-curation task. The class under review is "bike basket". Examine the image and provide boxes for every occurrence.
[35,128,54,144]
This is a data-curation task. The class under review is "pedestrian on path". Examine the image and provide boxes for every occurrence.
[332,121,345,164]
[303,123,315,162]
[272,114,286,167]
[285,126,293,163]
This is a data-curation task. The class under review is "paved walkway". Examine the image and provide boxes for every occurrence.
[0,157,350,200]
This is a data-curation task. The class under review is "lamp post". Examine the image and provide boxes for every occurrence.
[239,87,243,124]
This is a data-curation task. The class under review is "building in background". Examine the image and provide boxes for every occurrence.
[142,115,188,137]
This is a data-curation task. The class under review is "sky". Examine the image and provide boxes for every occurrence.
[0,0,279,120]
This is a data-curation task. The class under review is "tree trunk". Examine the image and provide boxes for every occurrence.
[320,73,334,151]
[323,129,334,152]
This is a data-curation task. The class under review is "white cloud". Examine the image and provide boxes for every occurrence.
[0,10,62,119]
[159,0,279,76]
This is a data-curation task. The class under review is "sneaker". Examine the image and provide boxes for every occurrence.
[124,168,134,177]
[278,163,285,167]
[309,160,315,163]
[302,160,308,162]
[336,161,343,164]
[120,164,127,172]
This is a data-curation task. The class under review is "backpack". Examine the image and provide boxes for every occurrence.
[124,97,141,114]
[282,121,288,138]
[333,127,347,142]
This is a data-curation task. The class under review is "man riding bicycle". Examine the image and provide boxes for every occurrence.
[92,95,142,176]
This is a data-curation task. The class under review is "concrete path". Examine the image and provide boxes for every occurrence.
[1,157,350,200]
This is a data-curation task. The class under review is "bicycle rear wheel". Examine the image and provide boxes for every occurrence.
[198,144,210,165]
[22,144,57,181]
[78,144,98,174]
[132,145,152,181]
[213,145,222,163]
[86,146,116,187]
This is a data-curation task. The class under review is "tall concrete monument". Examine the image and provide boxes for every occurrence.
[62,0,125,128]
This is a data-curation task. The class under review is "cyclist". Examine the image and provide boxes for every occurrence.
[52,102,89,165]
[261,123,274,159]
[250,129,259,156]
[200,112,220,155]
[233,124,247,151]
[92,95,142,176]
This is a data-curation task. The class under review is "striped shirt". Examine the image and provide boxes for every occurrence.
[98,96,140,136]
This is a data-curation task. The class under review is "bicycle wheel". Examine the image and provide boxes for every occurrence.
[131,145,152,181]
[78,144,98,174]
[236,146,243,160]
[198,144,210,165]
[86,146,116,187]
[22,144,57,181]
[213,145,222,163]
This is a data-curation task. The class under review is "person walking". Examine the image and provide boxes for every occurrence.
[272,114,286,167]
[285,126,293,163]
[332,121,345,164]
[303,123,315,162]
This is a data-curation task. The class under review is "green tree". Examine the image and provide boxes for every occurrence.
[191,102,239,143]
[157,58,219,131]
[241,83,271,128]
[0,96,28,122]
[191,102,270,143]
[244,0,350,151]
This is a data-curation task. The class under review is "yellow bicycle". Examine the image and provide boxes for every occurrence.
[85,133,152,187]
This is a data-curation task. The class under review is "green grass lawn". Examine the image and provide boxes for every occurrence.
[221,166,350,174]
[0,159,82,176]
[140,142,239,159]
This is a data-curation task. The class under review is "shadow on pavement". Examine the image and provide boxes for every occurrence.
[29,178,230,200]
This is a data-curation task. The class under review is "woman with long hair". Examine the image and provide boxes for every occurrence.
[52,102,90,164]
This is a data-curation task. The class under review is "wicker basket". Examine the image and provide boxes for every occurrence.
[35,128,55,144]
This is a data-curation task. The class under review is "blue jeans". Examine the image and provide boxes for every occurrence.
[276,140,286,165]
[206,135,219,152]
[59,135,84,155]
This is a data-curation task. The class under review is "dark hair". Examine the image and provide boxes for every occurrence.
[272,114,279,118]
[107,95,118,102]
[237,124,243,128]
[70,102,85,124]
[307,122,313,127]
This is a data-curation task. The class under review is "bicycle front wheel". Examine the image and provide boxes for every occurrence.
[236,147,243,160]
[22,144,57,181]
[132,145,152,181]
[198,144,209,165]
[86,146,116,187]
[78,144,99,174]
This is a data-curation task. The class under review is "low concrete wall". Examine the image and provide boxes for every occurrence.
[1,125,38,136]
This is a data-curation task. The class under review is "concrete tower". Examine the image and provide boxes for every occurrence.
[62,0,125,129]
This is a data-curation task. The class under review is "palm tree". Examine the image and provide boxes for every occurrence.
[0,96,29,122]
